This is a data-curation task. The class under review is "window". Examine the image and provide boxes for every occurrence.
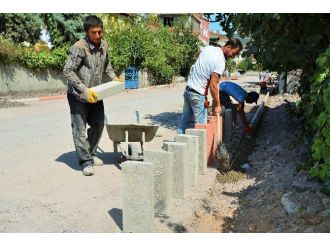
[163,17,174,27]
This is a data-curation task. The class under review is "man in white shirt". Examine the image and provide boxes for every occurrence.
[177,38,243,134]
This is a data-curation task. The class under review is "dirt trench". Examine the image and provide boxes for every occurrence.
[185,94,330,233]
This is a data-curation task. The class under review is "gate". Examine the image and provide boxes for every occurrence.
[125,66,139,89]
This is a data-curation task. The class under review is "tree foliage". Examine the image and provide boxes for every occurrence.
[103,14,200,84]
[0,13,87,48]
[0,34,69,71]
[305,47,330,192]
[41,14,87,48]
[0,13,43,44]
[213,14,330,74]
[18,45,69,70]
[225,59,236,73]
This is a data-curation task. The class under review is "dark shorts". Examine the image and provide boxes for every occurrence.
[220,90,234,110]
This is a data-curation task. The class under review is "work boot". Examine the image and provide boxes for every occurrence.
[92,156,104,166]
[82,164,94,176]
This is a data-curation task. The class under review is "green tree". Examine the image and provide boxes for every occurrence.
[225,59,236,73]
[103,14,200,84]
[304,46,330,191]
[0,13,43,44]
[102,15,141,74]
[237,58,250,73]
[172,15,201,77]
[212,14,330,79]
[142,25,183,83]
[238,57,261,73]
[42,14,87,48]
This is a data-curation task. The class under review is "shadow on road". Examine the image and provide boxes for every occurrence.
[55,150,121,171]
[155,214,188,233]
[144,111,183,130]
[108,208,123,231]
[96,150,122,170]
[166,222,187,233]
[55,151,80,171]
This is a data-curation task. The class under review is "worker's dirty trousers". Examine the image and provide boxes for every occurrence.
[67,93,104,167]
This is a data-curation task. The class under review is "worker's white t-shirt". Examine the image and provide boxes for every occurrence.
[186,46,226,95]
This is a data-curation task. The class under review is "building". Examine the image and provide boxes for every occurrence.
[191,14,210,45]
[158,14,210,45]
[208,31,228,47]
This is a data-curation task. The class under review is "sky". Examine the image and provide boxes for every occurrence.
[208,14,225,34]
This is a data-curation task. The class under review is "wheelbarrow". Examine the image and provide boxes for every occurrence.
[105,111,159,162]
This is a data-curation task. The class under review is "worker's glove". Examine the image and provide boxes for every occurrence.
[81,88,98,103]
[244,126,253,134]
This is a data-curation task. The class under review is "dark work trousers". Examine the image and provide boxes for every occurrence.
[67,93,105,167]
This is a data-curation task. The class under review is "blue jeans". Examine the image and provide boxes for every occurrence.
[177,90,207,134]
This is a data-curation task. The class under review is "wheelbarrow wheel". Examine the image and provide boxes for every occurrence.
[128,143,139,158]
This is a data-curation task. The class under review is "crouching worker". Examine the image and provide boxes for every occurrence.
[63,15,120,176]
[219,81,259,134]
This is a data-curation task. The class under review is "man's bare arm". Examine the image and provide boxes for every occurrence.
[209,72,221,114]
[237,103,249,127]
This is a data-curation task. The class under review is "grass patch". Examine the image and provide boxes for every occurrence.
[216,170,246,184]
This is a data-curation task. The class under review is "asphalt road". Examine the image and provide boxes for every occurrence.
[0,84,186,232]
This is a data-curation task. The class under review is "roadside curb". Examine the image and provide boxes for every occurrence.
[11,94,67,103]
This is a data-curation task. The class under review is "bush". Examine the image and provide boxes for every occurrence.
[141,25,185,83]
[0,35,20,64]
[238,57,262,73]
[302,46,330,192]
[18,45,69,71]
[238,58,250,73]
[1,14,201,83]
[0,35,69,71]
[103,15,200,84]
[225,59,237,73]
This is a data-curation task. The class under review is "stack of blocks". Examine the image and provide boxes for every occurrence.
[121,129,207,232]
[121,94,269,232]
